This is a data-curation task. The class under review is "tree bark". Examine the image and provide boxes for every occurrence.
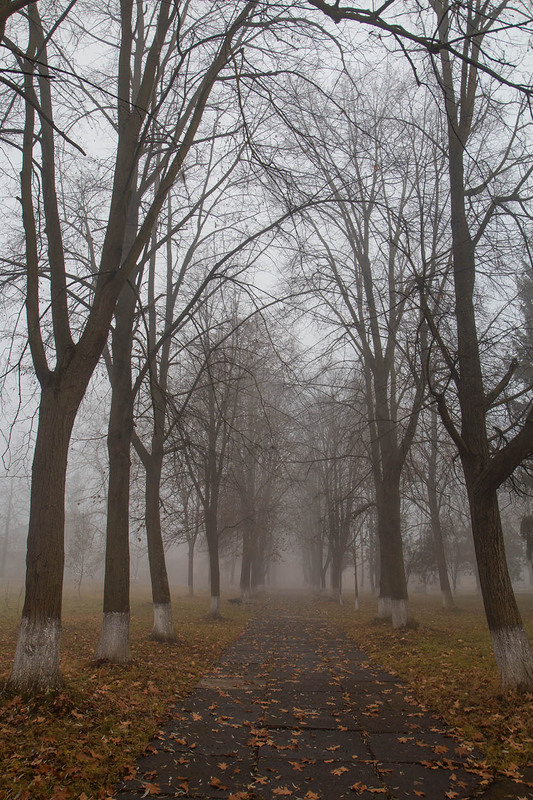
[8,383,79,691]
[330,551,343,604]
[188,537,195,597]
[427,410,455,610]
[145,450,175,641]
[94,287,135,663]
[437,19,533,687]
[0,481,14,582]
[206,504,221,617]
[240,529,252,599]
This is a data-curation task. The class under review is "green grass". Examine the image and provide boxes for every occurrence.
[321,592,533,773]
[0,587,250,800]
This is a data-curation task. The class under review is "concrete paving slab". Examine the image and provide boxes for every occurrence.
[366,730,464,763]
[113,598,523,800]
[250,757,384,800]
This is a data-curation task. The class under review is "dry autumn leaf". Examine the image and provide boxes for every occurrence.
[50,789,70,800]
[289,761,305,771]
[332,766,349,776]
[272,787,293,796]
[142,783,162,797]
[209,776,229,790]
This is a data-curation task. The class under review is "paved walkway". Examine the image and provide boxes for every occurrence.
[115,599,533,800]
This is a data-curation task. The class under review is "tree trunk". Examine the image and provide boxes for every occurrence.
[8,384,78,691]
[0,481,13,583]
[94,289,135,663]
[240,529,252,599]
[466,477,533,688]
[145,452,175,642]
[330,551,343,604]
[428,411,455,610]
[377,469,409,627]
[353,550,359,610]
[444,87,533,688]
[206,505,221,618]
[188,537,195,597]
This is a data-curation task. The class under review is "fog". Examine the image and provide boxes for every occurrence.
[1,0,533,691]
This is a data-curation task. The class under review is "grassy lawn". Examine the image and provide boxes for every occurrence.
[322,591,533,775]
[0,587,250,800]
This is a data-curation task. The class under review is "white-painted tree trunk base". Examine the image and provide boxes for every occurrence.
[210,595,221,617]
[391,598,409,629]
[94,612,130,663]
[9,617,62,692]
[378,596,391,619]
[491,626,533,690]
[150,603,176,642]
[354,595,360,611]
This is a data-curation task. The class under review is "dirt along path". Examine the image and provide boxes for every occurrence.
[114,598,532,800]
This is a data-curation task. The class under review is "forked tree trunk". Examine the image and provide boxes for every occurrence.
[8,384,79,691]
[440,40,533,687]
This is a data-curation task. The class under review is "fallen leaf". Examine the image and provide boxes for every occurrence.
[272,788,293,796]
[209,776,228,790]
[50,789,70,800]
[289,760,304,771]
[142,783,161,797]
[332,766,349,776]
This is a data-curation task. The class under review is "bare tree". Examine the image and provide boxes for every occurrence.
[415,0,533,689]
[284,78,427,626]
[7,0,260,692]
